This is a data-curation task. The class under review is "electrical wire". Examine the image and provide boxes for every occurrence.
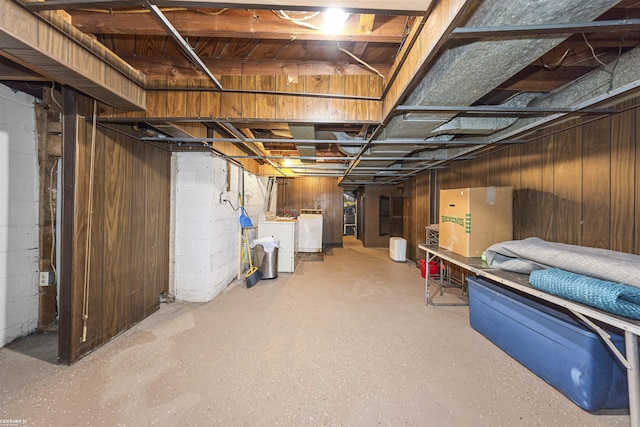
[582,32,610,71]
[272,10,322,30]
[49,160,58,280]
[81,100,98,343]
[540,48,571,71]
[50,82,61,109]
[337,42,385,79]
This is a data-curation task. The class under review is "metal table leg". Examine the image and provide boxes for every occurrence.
[626,331,640,427]
[424,254,468,307]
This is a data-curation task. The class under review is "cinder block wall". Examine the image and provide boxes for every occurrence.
[0,84,39,346]
[174,153,260,302]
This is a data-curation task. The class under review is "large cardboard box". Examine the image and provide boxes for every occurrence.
[439,186,512,257]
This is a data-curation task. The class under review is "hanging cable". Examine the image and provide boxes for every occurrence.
[540,48,571,71]
[272,10,322,30]
[49,160,58,280]
[582,32,610,71]
[81,100,98,343]
[337,42,385,79]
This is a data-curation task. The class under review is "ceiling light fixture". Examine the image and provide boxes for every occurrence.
[323,8,349,34]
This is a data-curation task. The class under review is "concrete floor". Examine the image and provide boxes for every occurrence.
[0,237,631,426]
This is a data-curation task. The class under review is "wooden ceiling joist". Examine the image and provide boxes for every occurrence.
[21,0,429,15]
[68,9,409,43]
[1,0,146,110]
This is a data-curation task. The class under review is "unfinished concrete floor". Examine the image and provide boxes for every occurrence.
[0,237,631,426]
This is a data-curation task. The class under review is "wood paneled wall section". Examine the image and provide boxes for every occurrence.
[104,75,382,123]
[60,92,171,363]
[406,97,640,260]
[275,177,343,247]
[405,172,432,261]
[361,185,404,248]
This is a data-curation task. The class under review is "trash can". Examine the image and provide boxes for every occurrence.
[251,237,280,279]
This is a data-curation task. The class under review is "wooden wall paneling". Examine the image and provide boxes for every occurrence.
[59,88,77,364]
[506,144,522,240]
[344,75,367,121]
[329,75,345,122]
[581,117,612,249]
[444,163,464,189]
[158,147,171,298]
[71,110,94,356]
[166,79,187,118]
[61,92,172,362]
[84,119,107,351]
[362,185,400,247]
[473,155,490,187]
[129,137,147,324]
[403,178,416,260]
[487,149,507,187]
[274,177,343,246]
[517,137,543,240]
[275,75,304,120]
[319,177,344,246]
[610,101,637,253]
[186,79,202,118]
[242,75,257,118]
[305,75,330,120]
[540,129,556,241]
[144,145,161,315]
[199,86,222,118]
[412,172,431,263]
[368,76,382,122]
[552,124,582,245]
[103,126,132,337]
[220,76,243,118]
[256,75,276,119]
[343,75,358,120]
[146,85,168,118]
[636,106,640,254]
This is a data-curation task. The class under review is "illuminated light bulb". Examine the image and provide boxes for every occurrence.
[323,8,349,34]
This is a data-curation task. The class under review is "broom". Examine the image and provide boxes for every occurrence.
[244,228,262,288]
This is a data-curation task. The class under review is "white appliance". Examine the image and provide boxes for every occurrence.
[298,212,323,253]
[258,219,298,273]
[389,237,406,262]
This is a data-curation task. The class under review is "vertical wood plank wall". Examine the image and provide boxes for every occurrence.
[61,94,171,363]
[275,177,343,247]
[361,185,404,248]
[409,97,640,261]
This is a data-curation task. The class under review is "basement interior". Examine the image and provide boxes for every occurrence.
[1,0,640,425]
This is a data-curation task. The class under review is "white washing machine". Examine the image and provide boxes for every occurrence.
[298,210,323,253]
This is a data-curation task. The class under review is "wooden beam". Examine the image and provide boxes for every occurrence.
[498,65,597,92]
[69,9,409,43]
[0,0,145,110]
[0,55,46,80]
[124,55,391,78]
[22,0,427,15]
[358,14,376,34]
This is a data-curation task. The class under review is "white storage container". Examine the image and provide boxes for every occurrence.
[389,237,406,262]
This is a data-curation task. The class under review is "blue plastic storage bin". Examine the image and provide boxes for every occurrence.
[468,277,631,412]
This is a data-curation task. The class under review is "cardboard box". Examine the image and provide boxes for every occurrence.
[439,186,512,257]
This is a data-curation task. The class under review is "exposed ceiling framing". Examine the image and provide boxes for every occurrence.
[3,0,640,187]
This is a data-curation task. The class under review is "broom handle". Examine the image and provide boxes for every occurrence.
[244,228,254,269]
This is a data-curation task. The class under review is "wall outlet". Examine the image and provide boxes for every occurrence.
[39,272,50,287]
[219,193,229,204]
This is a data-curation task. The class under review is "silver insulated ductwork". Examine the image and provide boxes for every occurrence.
[353,0,622,181]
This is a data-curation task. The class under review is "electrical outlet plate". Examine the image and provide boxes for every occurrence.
[220,193,229,204]
[39,272,49,287]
